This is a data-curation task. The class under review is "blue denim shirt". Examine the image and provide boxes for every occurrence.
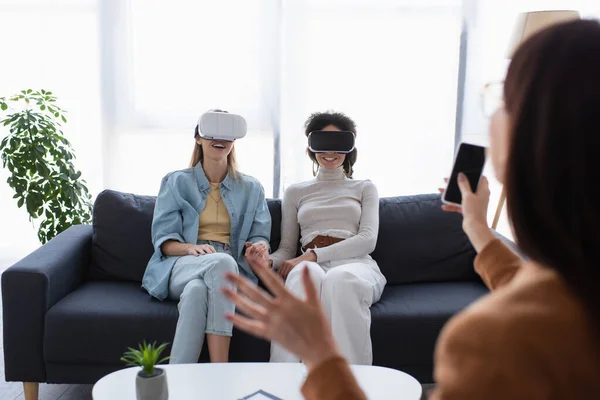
[142,163,271,300]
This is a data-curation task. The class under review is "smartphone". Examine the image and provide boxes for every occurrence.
[442,143,486,206]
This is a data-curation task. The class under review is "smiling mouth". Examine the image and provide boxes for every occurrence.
[323,157,337,161]
[212,143,226,149]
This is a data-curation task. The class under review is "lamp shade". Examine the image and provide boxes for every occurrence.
[506,10,580,58]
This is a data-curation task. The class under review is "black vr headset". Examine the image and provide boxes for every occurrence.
[307,130,355,153]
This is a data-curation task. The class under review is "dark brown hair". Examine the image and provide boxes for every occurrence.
[304,111,357,178]
[504,19,600,328]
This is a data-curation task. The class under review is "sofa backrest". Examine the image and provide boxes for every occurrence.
[89,190,285,282]
[372,195,477,284]
[89,191,156,282]
[89,190,478,285]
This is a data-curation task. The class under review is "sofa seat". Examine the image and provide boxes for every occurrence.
[44,281,271,367]
[371,282,488,379]
[44,281,178,365]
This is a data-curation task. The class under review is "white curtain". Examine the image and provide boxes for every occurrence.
[279,0,462,196]
[5,0,596,264]
[103,0,278,197]
[105,0,463,198]
[0,0,463,265]
[0,0,102,265]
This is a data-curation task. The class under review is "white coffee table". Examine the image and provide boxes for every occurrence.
[93,363,422,399]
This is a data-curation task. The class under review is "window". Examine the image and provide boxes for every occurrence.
[0,0,102,262]
[107,0,463,198]
[279,0,462,196]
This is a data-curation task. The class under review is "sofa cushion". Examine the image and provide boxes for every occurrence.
[372,194,478,285]
[44,281,178,364]
[89,190,156,282]
[371,281,488,381]
[44,281,271,365]
[44,281,487,372]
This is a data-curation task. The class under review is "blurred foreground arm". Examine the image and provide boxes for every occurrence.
[222,248,367,400]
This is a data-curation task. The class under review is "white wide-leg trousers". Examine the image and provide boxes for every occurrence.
[270,258,386,365]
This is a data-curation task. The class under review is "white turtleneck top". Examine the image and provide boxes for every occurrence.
[270,166,379,268]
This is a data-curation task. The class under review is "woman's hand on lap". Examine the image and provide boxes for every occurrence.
[186,244,216,256]
[439,174,496,252]
[279,251,316,280]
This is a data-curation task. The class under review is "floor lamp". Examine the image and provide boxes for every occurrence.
[491,10,580,230]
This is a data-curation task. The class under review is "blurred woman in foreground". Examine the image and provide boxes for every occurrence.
[224,20,600,399]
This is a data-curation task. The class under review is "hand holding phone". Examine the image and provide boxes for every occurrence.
[441,143,495,252]
[442,143,486,206]
[442,173,495,252]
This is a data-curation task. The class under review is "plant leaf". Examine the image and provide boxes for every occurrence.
[2,90,91,243]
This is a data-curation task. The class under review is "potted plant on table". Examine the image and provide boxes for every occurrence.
[121,341,170,400]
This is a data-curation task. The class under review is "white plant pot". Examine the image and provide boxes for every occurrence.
[136,368,169,400]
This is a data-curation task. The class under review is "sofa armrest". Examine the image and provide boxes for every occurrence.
[1,224,92,382]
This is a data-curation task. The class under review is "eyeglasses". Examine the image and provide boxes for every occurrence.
[479,81,504,118]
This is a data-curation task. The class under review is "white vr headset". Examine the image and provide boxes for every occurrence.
[195,111,247,141]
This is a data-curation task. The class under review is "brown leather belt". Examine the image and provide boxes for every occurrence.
[302,235,345,252]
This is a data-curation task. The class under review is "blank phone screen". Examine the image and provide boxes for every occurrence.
[444,143,486,204]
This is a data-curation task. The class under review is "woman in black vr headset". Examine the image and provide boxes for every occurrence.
[142,110,271,364]
[244,111,386,365]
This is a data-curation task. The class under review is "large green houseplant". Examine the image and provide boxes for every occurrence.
[0,89,92,244]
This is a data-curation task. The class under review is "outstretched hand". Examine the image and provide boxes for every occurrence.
[222,263,340,370]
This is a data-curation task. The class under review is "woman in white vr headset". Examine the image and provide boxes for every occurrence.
[245,111,387,365]
[142,110,271,364]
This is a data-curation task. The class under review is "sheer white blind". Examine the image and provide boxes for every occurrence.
[113,0,463,197]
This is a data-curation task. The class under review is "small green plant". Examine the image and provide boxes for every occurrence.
[121,341,170,377]
[0,89,92,244]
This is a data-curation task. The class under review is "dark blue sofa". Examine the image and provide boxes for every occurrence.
[2,190,493,387]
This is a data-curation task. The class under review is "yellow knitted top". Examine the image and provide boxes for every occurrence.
[198,183,231,245]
